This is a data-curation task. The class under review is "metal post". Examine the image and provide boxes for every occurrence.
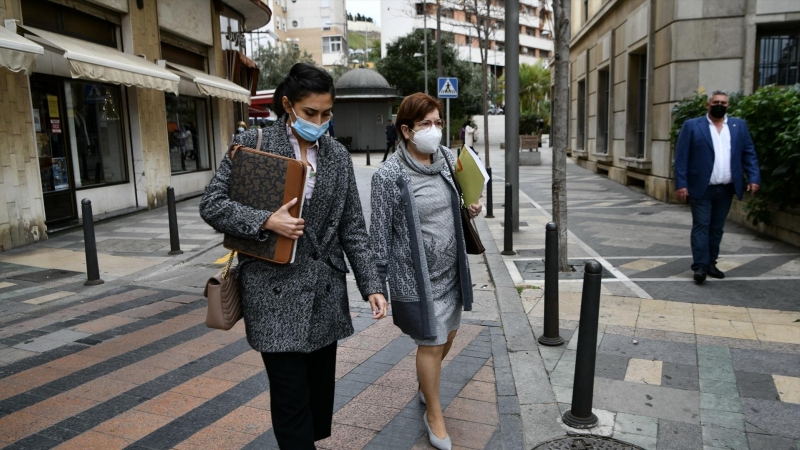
[485,167,494,218]
[167,187,183,255]
[446,98,450,148]
[366,144,371,166]
[501,183,515,255]
[423,0,428,95]
[81,199,104,286]
[505,0,520,232]
[562,260,603,429]
[539,222,564,346]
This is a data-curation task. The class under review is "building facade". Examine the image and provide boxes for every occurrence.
[0,0,270,252]
[567,0,800,201]
[381,0,555,76]
[248,0,348,69]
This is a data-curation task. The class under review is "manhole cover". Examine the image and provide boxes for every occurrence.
[8,269,82,283]
[514,259,613,280]
[500,221,529,227]
[532,436,644,450]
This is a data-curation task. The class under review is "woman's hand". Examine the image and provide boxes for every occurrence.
[263,198,305,239]
[368,293,388,319]
[468,202,483,218]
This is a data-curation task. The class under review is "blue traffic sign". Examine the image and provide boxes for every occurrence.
[438,77,458,98]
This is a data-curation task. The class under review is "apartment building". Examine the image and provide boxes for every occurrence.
[381,0,555,77]
[567,0,800,202]
[0,0,269,251]
[248,0,348,69]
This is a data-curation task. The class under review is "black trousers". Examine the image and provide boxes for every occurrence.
[382,141,395,161]
[261,342,337,449]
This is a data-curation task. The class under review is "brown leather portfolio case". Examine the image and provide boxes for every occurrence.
[223,144,309,264]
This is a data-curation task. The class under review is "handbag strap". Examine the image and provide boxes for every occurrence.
[221,251,237,280]
[256,127,263,150]
[442,149,466,209]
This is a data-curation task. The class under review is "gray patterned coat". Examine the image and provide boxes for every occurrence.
[200,119,382,353]
[369,145,473,341]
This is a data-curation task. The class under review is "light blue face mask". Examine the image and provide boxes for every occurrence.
[290,106,330,142]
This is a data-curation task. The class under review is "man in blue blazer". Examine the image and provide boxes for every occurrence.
[674,91,761,284]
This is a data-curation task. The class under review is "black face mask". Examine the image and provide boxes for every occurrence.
[709,104,727,119]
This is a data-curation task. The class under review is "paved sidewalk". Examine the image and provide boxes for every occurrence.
[479,146,800,450]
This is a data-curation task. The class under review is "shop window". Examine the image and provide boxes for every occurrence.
[64,81,128,187]
[22,0,116,47]
[323,36,343,53]
[165,96,211,174]
[757,30,800,87]
[597,68,610,154]
[626,51,648,158]
[576,79,586,150]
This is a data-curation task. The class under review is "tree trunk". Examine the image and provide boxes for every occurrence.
[552,0,571,271]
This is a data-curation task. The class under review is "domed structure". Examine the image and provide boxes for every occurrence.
[335,69,398,98]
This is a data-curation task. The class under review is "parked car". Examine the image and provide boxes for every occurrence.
[488,105,505,115]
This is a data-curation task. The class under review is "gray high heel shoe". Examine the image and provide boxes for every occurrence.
[423,412,452,450]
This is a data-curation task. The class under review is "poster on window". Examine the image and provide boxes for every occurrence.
[51,157,69,191]
[33,109,41,132]
[50,119,62,134]
[47,95,59,118]
[376,114,383,124]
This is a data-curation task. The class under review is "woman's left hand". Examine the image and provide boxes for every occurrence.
[368,293,388,319]
[468,202,483,218]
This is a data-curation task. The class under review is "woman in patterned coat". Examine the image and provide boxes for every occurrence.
[369,93,482,450]
[200,63,387,449]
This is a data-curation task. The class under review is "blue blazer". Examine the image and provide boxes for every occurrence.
[674,116,761,200]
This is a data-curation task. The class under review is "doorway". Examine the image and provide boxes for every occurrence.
[30,76,77,224]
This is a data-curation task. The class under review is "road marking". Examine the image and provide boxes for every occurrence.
[23,291,75,305]
[543,276,800,283]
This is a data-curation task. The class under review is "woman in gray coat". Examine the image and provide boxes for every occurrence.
[369,93,482,450]
[200,63,387,449]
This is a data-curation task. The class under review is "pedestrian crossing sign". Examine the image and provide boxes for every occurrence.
[438,77,458,98]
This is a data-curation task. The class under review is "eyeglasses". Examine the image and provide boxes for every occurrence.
[414,120,444,131]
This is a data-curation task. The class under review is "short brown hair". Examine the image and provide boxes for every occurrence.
[395,93,443,144]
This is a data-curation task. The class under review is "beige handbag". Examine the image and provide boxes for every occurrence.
[204,251,243,330]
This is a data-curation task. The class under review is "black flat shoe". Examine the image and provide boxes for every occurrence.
[694,268,707,284]
[707,264,725,279]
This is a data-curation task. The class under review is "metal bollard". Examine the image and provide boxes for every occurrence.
[486,167,494,219]
[562,260,603,428]
[81,199,104,286]
[539,222,564,346]
[501,183,515,255]
[366,145,370,166]
[167,187,183,255]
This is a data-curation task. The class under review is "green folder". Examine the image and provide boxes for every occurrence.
[454,145,489,206]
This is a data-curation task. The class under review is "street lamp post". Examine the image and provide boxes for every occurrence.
[423,0,428,95]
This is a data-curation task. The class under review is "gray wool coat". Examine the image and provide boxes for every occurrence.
[200,119,382,354]
[369,145,473,341]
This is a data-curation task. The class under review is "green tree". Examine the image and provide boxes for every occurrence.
[254,43,315,90]
[377,29,473,137]
[519,61,550,114]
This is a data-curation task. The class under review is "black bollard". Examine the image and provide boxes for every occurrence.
[501,183,515,255]
[167,187,183,255]
[539,222,564,346]
[366,145,370,166]
[562,260,603,429]
[486,167,494,219]
[81,199,104,286]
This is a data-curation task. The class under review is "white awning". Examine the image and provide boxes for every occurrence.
[0,26,43,74]
[166,62,251,104]
[21,25,179,94]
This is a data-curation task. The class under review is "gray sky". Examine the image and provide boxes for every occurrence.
[346,0,382,26]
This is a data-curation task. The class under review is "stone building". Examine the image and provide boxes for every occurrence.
[566,0,800,202]
[332,69,399,151]
[0,0,270,251]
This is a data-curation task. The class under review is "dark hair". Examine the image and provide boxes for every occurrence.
[273,63,335,117]
[395,92,442,144]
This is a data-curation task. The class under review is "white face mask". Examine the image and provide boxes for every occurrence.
[410,127,442,154]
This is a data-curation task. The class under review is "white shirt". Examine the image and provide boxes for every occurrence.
[286,124,318,200]
[707,114,732,185]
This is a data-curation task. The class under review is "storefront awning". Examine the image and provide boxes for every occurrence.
[0,26,43,74]
[21,25,179,94]
[166,62,251,105]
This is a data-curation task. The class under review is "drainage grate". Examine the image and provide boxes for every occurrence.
[532,436,645,450]
[514,259,613,280]
[8,269,83,283]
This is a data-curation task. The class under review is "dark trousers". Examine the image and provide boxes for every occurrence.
[261,342,337,449]
[689,183,734,271]
[382,141,395,161]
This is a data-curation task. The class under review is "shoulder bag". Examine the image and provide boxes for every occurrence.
[443,151,486,255]
[204,250,242,330]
